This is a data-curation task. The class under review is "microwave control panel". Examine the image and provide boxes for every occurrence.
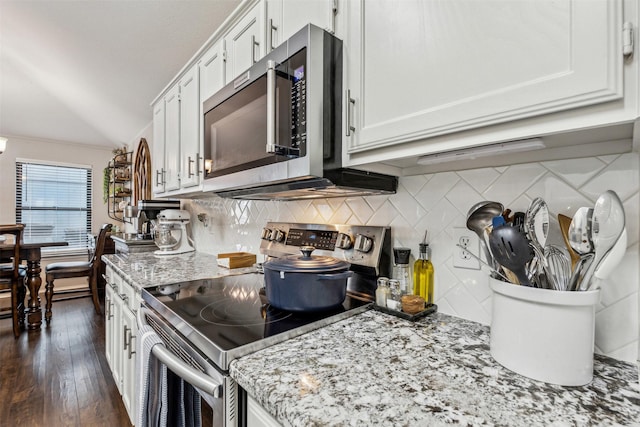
[286,47,307,152]
[290,65,306,149]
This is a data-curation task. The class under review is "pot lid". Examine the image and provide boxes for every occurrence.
[264,246,350,273]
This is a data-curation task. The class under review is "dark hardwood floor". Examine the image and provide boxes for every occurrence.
[0,297,132,427]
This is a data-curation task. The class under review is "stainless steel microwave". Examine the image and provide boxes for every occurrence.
[201,24,397,200]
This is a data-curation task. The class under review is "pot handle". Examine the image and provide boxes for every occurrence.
[317,271,353,280]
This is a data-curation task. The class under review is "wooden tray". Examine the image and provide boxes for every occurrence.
[217,252,257,269]
[373,303,437,321]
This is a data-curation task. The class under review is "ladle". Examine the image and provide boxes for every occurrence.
[578,190,626,291]
[567,207,594,291]
[488,226,534,287]
[466,201,504,269]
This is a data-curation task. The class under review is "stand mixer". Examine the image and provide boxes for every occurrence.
[153,209,195,255]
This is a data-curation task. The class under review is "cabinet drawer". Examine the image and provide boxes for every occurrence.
[119,279,135,311]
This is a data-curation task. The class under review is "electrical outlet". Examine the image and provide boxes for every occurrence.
[453,227,481,270]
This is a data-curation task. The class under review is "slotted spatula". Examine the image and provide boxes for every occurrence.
[489,226,535,287]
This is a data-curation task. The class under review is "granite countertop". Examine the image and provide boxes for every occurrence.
[230,310,640,426]
[102,252,255,289]
[103,252,640,425]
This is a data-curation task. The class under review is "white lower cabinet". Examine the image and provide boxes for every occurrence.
[247,395,282,427]
[105,266,139,426]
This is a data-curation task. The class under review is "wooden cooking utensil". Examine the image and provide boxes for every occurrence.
[558,213,580,270]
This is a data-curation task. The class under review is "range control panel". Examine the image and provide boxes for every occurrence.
[259,222,391,273]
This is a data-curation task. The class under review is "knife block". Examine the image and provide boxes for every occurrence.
[489,277,600,386]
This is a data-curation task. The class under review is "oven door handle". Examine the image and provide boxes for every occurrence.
[138,308,223,398]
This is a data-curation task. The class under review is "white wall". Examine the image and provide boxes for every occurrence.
[0,136,114,290]
[181,152,640,364]
[0,135,114,230]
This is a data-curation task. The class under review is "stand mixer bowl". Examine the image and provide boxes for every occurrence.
[153,222,179,251]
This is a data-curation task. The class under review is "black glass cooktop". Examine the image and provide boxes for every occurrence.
[142,273,371,370]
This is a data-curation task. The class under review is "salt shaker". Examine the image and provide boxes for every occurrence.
[375,277,390,307]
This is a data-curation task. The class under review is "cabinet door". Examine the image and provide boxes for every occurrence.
[152,100,166,194]
[164,84,181,191]
[268,0,337,51]
[344,0,623,154]
[179,65,201,189]
[247,395,282,427]
[224,2,265,82]
[110,286,123,393]
[105,283,114,370]
[200,39,226,104]
[121,307,137,425]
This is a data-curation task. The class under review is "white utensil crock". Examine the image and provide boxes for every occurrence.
[489,277,600,386]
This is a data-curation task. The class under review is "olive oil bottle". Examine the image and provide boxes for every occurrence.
[413,237,434,304]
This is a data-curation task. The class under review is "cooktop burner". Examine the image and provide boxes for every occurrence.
[142,273,371,370]
[198,290,293,327]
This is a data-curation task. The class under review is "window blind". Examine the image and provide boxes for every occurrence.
[16,161,92,257]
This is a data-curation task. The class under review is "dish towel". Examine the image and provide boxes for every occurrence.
[136,324,168,427]
[136,324,203,427]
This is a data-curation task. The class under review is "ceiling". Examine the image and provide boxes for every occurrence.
[0,0,241,149]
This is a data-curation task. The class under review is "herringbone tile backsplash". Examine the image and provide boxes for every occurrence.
[184,153,640,363]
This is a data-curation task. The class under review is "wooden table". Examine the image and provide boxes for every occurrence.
[0,240,68,330]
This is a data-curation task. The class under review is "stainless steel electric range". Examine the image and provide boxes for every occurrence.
[139,222,391,426]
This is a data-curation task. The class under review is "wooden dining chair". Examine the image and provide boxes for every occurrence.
[0,224,26,338]
[44,223,112,324]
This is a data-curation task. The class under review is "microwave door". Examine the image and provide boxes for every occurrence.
[205,69,294,179]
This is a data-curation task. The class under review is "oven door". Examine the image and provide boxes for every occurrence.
[138,306,242,427]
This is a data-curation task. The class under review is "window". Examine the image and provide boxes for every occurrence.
[16,160,92,257]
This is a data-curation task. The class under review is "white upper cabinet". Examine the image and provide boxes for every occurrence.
[267,0,337,51]
[344,0,633,159]
[179,65,201,189]
[163,84,181,192]
[224,1,266,82]
[200,39,225,105]
[152,99,166,195]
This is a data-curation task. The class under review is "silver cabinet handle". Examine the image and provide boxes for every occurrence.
[155,168,166,186]
[187,156,195,178]
[105,296,111,319]
[269,19,277,51]
[123,325,129,350]
[345,89,356,136]
[196,153,202,177]
[265,60,277,154]
[251,35,260,64]
[128,331,136,360]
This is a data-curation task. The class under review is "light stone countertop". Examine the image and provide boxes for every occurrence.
[101,252,640,425]
[230,310,640,427]
[102,251,255,289]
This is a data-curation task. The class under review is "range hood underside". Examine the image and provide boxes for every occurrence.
[214,168,398,201]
